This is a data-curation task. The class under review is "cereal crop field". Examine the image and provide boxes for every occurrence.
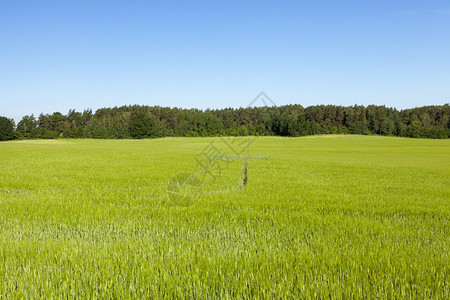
[0,136,449,298]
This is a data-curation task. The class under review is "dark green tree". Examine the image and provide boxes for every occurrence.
[0,116,15,141]
[17,115,38,138]
[129,112,162,139]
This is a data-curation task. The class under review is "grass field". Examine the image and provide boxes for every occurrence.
[0,135,449,298]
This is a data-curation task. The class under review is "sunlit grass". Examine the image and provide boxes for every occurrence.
[0,136,449,298]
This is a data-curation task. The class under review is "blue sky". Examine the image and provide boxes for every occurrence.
[1,0,449,122]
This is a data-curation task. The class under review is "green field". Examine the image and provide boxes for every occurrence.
[0,136,449,298]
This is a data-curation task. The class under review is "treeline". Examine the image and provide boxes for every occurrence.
[1,104,449,141]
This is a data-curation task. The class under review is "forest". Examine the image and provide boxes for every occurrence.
[1,104,449,141]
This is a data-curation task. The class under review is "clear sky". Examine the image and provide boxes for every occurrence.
[1,0,449,122]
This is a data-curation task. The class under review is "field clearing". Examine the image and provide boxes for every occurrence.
[0,135,449,298]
